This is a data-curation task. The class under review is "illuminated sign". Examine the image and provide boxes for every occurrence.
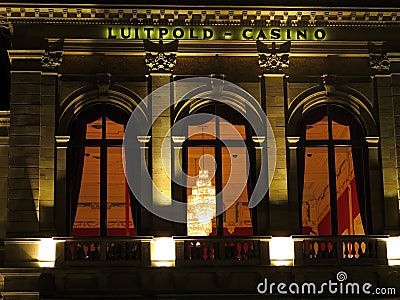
[107,26,327,41]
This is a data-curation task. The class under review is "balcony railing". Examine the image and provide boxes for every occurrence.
[174,236,270,266]
[49,235,389,268]
[56,237,151,267]
[293,235,388,266]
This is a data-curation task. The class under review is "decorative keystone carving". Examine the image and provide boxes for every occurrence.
[97,73,111,96]
[257,40,291,74]
[322,74,337,96]
[368,41,390,74]
[143,39,178,73]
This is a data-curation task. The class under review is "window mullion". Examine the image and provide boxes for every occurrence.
[100,108,107,236]
[327,108,339,235]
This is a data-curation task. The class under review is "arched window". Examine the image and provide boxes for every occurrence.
[183,103,255,236]
[68,103,137,236]
[298,104,368,235]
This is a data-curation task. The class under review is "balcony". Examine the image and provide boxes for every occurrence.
[49,235,389,267]
[0,236,398,298]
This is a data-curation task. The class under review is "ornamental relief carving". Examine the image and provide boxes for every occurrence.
[41,51,63,71]
[257,40,291,74]
[369,53,390,74]
[143,39,178,73]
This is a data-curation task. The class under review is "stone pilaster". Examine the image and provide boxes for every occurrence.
[375,74,400,233]
[143,39,178,235]
[39,73,57,235]
[55,136,69,236]
[150,74,173,235]
[8,69,41,236]
[0,111,9,238]
[262,74,289,235]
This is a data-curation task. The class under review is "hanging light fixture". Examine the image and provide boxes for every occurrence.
[187,128,216,236]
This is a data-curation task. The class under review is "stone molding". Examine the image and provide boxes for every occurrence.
[1,7,400,26]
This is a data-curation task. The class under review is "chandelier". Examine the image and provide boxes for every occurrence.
[187,165,216,236]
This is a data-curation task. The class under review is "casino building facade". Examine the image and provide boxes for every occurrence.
[0,1,400,298]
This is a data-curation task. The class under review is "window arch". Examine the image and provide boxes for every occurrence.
[298,104,369,235]
[68,103,137,236]
[182,103,256,236]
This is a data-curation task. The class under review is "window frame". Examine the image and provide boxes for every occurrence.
[182,104,257,236]
[67,103,138,237]
[297,104,369,235]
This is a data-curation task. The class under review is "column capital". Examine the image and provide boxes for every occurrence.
[368,41,391,75]
[137,135,151,144]
[144,40,178,74]
[257,40,291,74]
[366,136,379,145]
[287,136,300,149]
[55,135,70,148]
[41,38,64,72]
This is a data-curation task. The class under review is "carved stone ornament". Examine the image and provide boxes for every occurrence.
[41,51,62,71]
[368,41,390,74]
[322,74,337,96]
[369,53,390,74]
[143,39,178,73]
[257,40,291,74]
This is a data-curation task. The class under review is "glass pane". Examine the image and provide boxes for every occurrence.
[222,147,252,236]
[107,147,135,236]
[86,117,102,139]
[219,121,246,140]
[332,120,351,140]
[302,147,331,235]
[188,117,216,140]
[106,117,125,139]
[187,147,216,236]
[305,116,328,140]
[335,147,365,235]
[72,147,100,236]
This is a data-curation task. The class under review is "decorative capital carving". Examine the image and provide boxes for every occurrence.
[41,51,62,72]
[55,135,70,148]
[368,41,390,74]
[257,40,291,74]
[370,53,390,74]
[42,38,64,72]
[144,40,178,73]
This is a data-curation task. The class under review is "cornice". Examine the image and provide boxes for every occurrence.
[1,7,400,26]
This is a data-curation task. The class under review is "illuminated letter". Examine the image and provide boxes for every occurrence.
[134,28,139,39]
[108,27,116,39]
[242,29,253,39]
[144,28,154,39]
[120,27,131,39]
[203,28,213,39]
[189,28,199,39]
[286,29,291,39]
[256,29,267,40]
[257,278,268,294]
[296,29,307,40]
[271,28,281,39]
[159,28,168,39]
[314,29,326,40]
[172,28,184,39]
